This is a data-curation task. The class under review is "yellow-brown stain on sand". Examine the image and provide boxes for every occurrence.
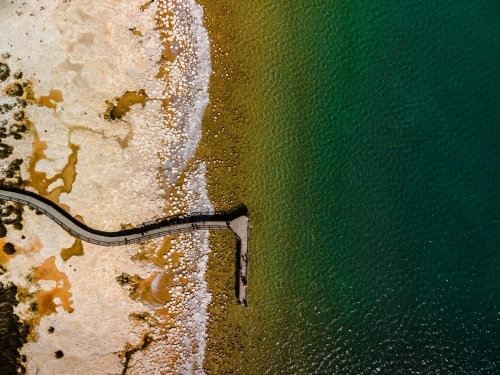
[27,137,79,211]
[60,237,84,261]
[35,256,74,315]
[131,271,174,305]
[39,89,63,109]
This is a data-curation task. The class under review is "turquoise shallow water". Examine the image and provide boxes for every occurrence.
[235,0,500,373]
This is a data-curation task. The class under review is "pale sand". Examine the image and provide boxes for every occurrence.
[0,0,213,373]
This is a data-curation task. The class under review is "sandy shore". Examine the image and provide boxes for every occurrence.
[0,0,215,373]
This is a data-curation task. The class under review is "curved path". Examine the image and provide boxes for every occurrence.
[0,187,250,304]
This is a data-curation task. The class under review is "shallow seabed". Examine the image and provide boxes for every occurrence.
[201,0,500,373]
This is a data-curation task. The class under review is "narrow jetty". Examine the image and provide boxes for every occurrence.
[0,187,250,305]
[230,216,250,306]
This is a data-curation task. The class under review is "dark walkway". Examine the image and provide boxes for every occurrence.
[0,187,250,304]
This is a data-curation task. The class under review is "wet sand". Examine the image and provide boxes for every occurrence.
[195,0,256,372]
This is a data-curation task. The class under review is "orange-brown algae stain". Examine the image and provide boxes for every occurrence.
[35,256,74,315]
[131,272,174,305]
[140,0,153,11]
[27,140,79,211]
[0,238,8,265]
[74,214,86,224]
[155,306,179,329]
[106,90,148,120]
[49,89,63,102]
[171,250,184,269]
[38,89,64,109]
[133,236,173,267]
[125,236,192,331]
[39,96,56,109]
[27,131,48,189]
[60,237,84,261]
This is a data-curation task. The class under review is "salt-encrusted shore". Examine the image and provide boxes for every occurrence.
[0,0,213,373]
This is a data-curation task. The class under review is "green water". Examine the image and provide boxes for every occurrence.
[234,0,500,373]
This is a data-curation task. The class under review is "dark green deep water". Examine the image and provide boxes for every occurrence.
[237,0,500,373]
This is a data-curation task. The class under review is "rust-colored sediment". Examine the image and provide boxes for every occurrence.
[35,256,74,315]
[60,237,84,261]
[131,271,174,305]
[0,238,7,265]
[106,89,148,120]
[130,236,186,306]
[74,214,86,224]
[27,138,79,211]
[38,89,64,109]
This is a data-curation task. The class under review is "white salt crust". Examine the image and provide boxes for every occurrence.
[0,0,213,373]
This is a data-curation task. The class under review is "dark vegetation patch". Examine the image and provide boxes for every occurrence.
[0,126,8,139]
[10,124,27,140]
[0,143,13,159]
[0,72,28,235]
[0,201,24,233]
[16,98,27,108]
[5,83,23,97]
[48,326,54,333]
[13,221,24,232]
[54,350,64,359]
[0,282,29,375]
[116,273,141,294]
[13,111,24,121]
[3,242,16,255]
[6,159,23,178]
[0,103,14,115]
[0,62,10,82]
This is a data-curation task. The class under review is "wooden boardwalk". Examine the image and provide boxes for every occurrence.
[230,216,250,306]
[0,187,250,305]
